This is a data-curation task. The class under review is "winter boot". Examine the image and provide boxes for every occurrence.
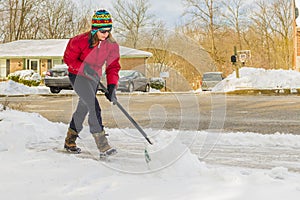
[92,131,117,158]
[64,128,81,153]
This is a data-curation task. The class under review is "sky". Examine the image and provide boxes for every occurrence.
[87,0,184,28]
[83,0,300,29]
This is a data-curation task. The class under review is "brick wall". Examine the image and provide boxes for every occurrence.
[10,59,24,73]
[296,27,300,71]
[120,58,147,75]
[297,28,300,56]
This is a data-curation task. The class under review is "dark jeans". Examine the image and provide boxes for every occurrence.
[69,73,103,134]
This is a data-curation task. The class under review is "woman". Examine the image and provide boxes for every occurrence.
[63,9,120,158]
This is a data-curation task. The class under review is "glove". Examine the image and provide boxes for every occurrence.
[105,84,117,102]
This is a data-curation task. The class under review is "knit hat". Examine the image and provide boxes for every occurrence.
[91,10,112,35]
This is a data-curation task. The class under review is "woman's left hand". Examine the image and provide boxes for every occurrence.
[105,84,117,102]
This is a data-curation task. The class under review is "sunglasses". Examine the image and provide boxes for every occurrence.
[99,29,111,34]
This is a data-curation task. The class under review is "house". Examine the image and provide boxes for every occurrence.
[0,39,152,78]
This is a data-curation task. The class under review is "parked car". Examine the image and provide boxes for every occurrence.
[117,70,150,92]
[201,72,223,91]
[44,64,72,93]
[45,66,150,94]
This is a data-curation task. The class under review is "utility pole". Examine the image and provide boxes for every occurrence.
[231,46,239,78]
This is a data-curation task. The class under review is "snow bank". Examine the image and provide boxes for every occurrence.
[213,67,300,92]
[1,108,300,199]
[0,80,156,95]
[2,67,300,95]
[0,80,50,95]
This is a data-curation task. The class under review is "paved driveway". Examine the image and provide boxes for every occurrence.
[1,93,300,134]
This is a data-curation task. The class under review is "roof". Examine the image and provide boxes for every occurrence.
[0,39,152,59]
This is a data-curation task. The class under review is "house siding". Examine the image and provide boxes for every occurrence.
[5,57,148,77]
[40,59,49,75]
[0,59,6,78]
[0,39,152,78]
[120,58,147,75]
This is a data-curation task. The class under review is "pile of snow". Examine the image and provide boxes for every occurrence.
[0,80,50,95]
[2,67,300,95]
[1,108,300,199]
[8,69,41,81]
[213,67,300,92]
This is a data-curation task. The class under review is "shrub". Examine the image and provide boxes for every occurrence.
[8,70,41,87]
[7,73,20,82]
[150,77,165,90]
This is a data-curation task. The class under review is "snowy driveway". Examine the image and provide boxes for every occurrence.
[1,93,300,172]
[1,109,300,200]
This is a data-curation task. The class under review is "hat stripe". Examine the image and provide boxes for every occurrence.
[92,24,112,27]
[92,18,112,20]
[92,19,112,23]
[93,15,111,19]
[91,26,112,30]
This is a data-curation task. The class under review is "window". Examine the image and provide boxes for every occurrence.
[30,60,39,71]
[6,60,10,75]
[26,59,40,73]
[47,59,52,69]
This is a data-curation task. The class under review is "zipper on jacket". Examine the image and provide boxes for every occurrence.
[96,41,101,77]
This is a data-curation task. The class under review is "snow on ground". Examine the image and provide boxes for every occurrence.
[1,108,300,199]
[1,67,300,199]
[0,79,159,95]
[213,67,300,92]
[0,80,51,95]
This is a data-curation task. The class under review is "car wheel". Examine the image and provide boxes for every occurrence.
[50,87,61,94]
[144,84,150,92]
[128,82,134,92]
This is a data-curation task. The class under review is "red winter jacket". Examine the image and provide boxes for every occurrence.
[63,32,121,85]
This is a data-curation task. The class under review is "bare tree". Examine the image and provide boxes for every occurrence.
[0,0,91,42]
[271,0,293,69]
[251,0,293,69]
[39,0,90,39]
[221,0,249,50]
[0,0,40,42]
[182,0,222,61]
[111,0,155,48]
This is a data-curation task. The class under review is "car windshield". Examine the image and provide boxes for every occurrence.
[203,73,222,81]
[53,64,68,69]
[119,70,134,78]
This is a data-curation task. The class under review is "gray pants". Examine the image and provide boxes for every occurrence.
[69,73,103,134]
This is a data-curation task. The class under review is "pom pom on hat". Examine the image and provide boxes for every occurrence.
[91,10,112,35]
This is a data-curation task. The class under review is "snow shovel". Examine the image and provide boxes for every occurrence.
[98,82,153,145]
